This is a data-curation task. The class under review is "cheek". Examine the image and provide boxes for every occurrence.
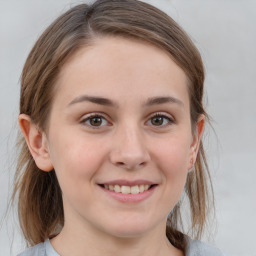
[156,135,191,167]
[48,134,108,192]
[153,136,191,187]
[149,137,191,214]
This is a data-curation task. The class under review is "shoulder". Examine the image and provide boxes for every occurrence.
[186,238,231,256]
[17,242,45,256]
[17,240,59,256]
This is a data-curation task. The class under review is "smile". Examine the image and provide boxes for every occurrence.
[98,182,157,203]
[103,184,152,194]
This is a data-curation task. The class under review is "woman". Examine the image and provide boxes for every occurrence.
[13,0,229,255]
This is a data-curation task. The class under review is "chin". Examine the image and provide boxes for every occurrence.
[102,219,158,239]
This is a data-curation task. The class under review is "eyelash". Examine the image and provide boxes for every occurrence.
[80,112,174,129]
[80,113,110,128]
[146,112,174,127]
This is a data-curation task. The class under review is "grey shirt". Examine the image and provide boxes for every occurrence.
[17,239,230,256]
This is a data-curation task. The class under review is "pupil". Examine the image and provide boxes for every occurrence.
[90,117,102,126]
[152,116,163,126]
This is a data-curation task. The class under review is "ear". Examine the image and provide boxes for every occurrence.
[188,115,205,170]
[19,114,53,172]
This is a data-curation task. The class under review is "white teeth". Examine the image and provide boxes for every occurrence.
[131,185,140,194]
[114,185,121,193]
[121,185,131,194]
[103,184,152,194]
[139,184,145,193]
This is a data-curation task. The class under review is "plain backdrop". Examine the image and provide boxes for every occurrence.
[0,1,255,255]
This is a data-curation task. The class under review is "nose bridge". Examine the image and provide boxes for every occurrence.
[123,123,143,151]
[110,122,150,169]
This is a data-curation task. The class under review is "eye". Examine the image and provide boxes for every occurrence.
[147,113,174,127]
[81,114,109,128]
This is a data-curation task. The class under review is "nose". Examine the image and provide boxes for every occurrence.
[109,125,150,170]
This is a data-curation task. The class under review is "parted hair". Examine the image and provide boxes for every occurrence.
[12,0,213,252]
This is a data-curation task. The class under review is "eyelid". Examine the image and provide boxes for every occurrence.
[152,112,173,119]
[146,112,175,126]
[79,111,174,128]
[80,112,111,128]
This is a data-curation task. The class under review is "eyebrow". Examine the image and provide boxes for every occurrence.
[67,95,184,108]
[144,96,184,107]
[68,95,117,107]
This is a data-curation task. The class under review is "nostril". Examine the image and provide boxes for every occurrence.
[115,161,147,170]
[116,162,125,166]
[110,149,150,170]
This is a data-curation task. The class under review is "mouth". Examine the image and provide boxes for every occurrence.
[99,184,157,194]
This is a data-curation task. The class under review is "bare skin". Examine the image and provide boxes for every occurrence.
[19,36,204,256]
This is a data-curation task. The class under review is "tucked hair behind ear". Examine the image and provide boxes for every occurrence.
[13,0,214,251]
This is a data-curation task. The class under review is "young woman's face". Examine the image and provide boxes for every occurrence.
[45,37,200,239]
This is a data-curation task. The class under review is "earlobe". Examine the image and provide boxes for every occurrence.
[18,114,53,172]
[188,115,205,170]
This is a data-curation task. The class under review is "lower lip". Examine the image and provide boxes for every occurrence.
[99,185,157,203]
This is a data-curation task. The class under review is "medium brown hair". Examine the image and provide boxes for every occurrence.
[13,0,213,252]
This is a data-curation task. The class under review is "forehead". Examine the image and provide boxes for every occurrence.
[54,36,189,108]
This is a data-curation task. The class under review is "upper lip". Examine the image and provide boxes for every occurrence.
[98,179,156,186]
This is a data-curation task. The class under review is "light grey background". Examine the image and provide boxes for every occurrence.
[0,1,255,255]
